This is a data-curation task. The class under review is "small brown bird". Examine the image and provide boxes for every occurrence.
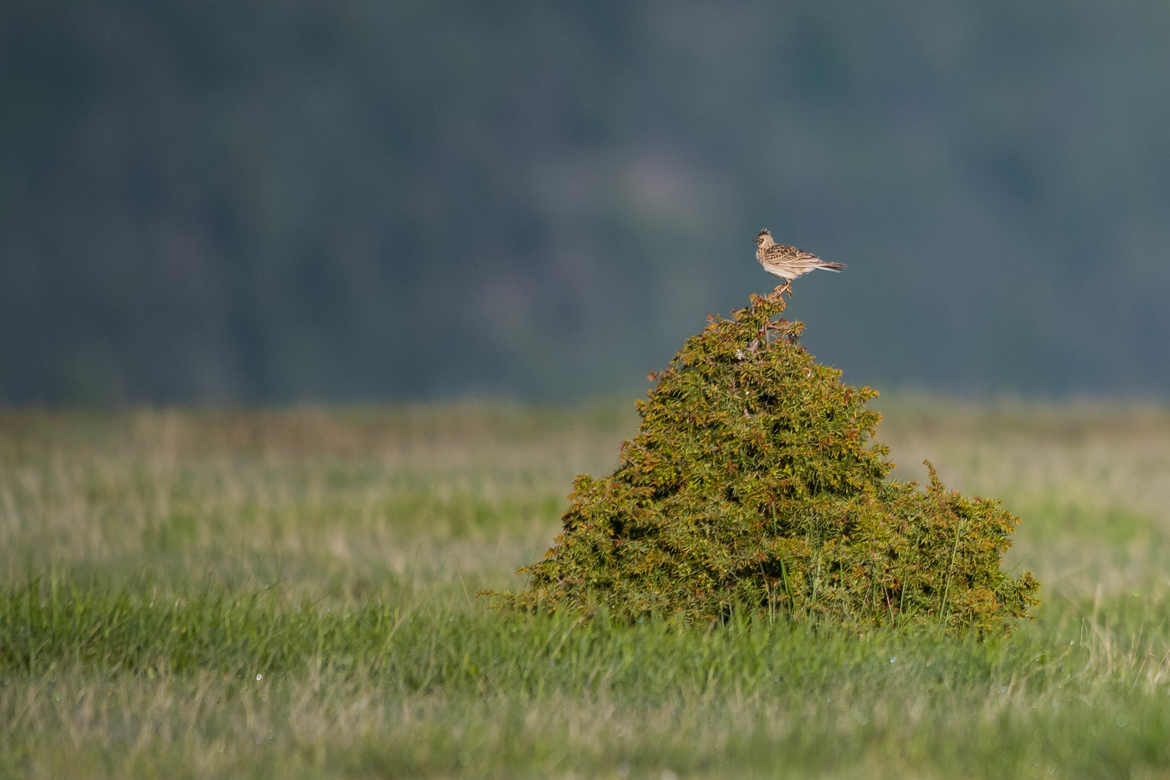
[755,228,845,296]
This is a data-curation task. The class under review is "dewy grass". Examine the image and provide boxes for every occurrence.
[2,403,1170,778]
[4,578,1170,701]
[3,580,1170,778]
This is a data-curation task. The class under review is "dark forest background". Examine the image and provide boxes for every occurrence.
[3,1,1169,404]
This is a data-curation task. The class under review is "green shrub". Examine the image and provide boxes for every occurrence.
[494,292,1038,633]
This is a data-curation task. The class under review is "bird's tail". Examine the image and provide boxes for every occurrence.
[816,261,846,272]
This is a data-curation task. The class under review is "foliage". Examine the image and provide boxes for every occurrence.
[497,293,1039,632]
[6,3,1170,403]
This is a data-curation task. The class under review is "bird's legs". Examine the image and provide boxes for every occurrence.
[773,281,792,298]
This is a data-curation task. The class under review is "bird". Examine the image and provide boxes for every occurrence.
[755,228,845,296]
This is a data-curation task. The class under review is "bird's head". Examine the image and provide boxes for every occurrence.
[756,229,775,248]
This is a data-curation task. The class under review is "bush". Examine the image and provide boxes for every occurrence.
[494,292,1038,633]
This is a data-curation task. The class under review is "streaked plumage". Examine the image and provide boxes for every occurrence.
[755,228,845,295]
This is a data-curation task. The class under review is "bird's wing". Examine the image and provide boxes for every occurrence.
[773,244,824,264]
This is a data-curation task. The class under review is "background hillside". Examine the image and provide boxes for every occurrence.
[3,1,1169,403]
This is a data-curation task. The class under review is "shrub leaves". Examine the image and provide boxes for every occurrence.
[495,292,1038,632]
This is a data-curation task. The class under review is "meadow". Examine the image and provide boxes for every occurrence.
[2,399,1169,778]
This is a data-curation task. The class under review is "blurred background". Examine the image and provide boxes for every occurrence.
[2,1,1168,405]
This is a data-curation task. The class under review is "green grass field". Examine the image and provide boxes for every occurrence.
[2,399,1170,778]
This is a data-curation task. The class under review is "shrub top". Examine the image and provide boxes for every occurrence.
[495,292,1038,633]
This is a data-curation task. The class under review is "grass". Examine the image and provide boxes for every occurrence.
[2,399,1170,777]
